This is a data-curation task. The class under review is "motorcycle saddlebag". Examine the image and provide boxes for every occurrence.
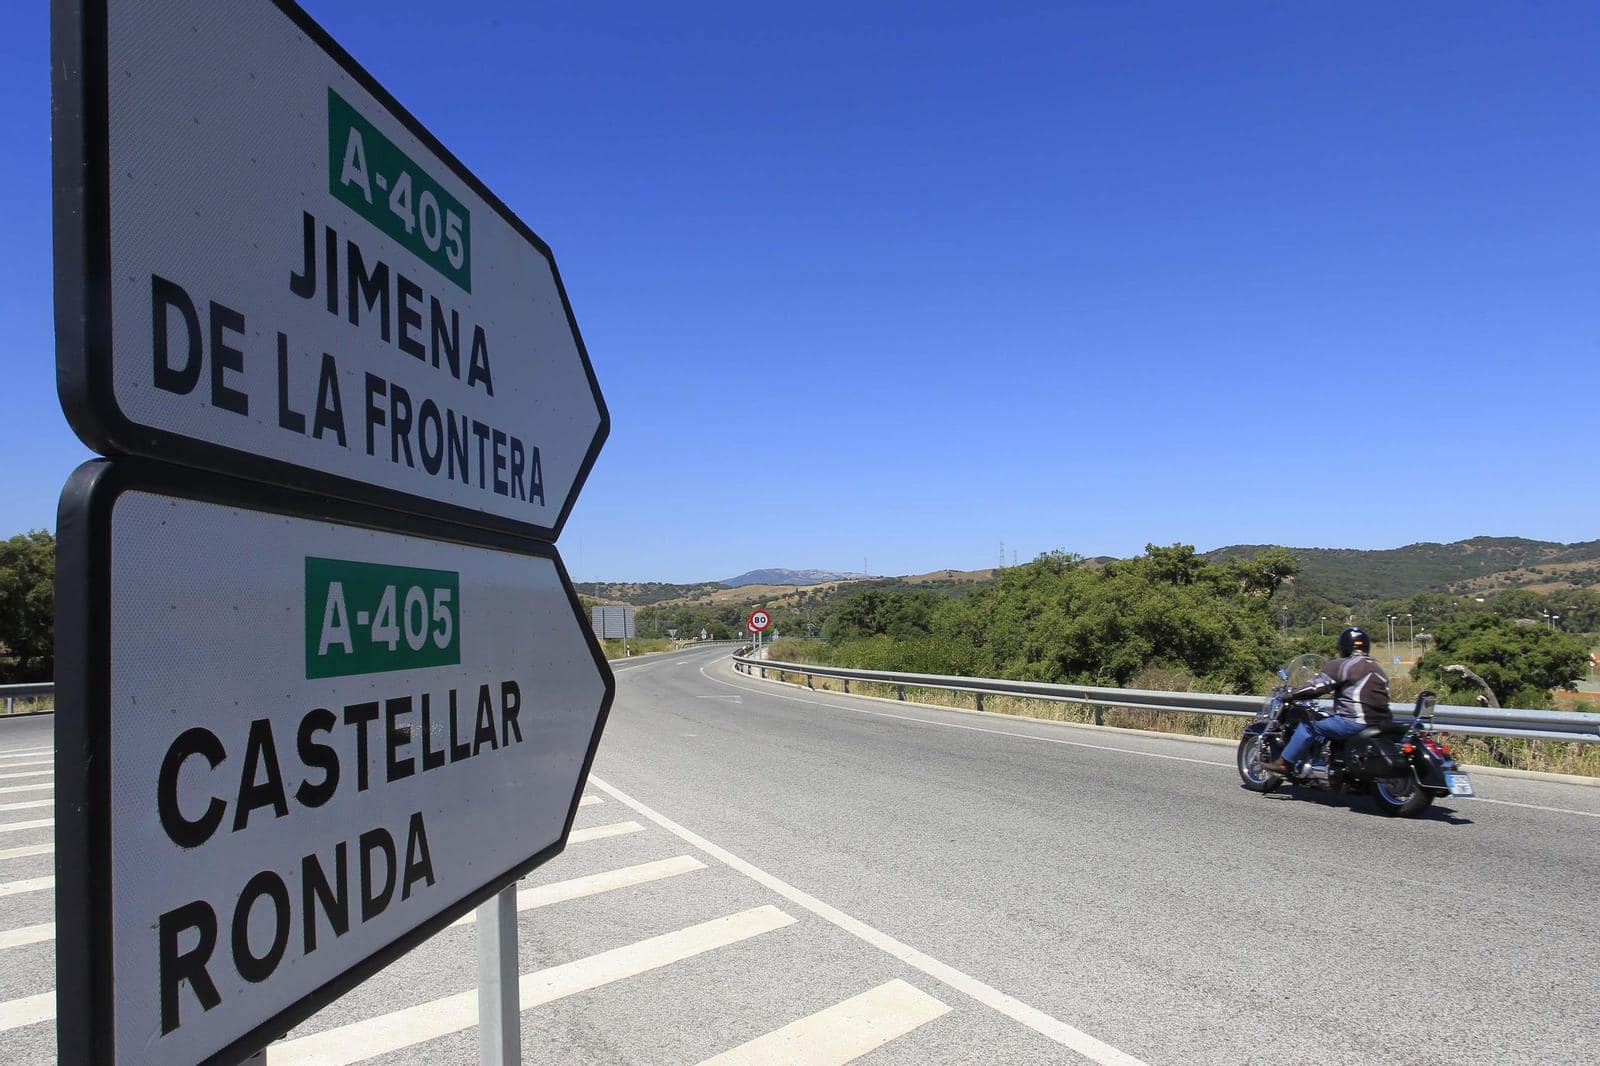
[1345,736,1409,777]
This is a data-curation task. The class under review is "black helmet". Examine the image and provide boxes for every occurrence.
[1337,627,1370,657]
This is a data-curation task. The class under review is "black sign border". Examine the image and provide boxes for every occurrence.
[55,458,617,1065]
[51,0,610,544]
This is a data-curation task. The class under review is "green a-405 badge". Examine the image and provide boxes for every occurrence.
[329,88,471,292]
[306,557,460,679]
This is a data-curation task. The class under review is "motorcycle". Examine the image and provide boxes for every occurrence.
[1236,654,1476,817]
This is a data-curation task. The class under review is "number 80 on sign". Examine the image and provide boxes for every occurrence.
[748,610,771,633]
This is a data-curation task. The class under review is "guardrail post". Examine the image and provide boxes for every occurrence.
[805,673,813,689]
[1093,706,1105,727]
[974,692,984,713]
[842,679,849,694]
[3,696,11,716]
[896,685,905,701]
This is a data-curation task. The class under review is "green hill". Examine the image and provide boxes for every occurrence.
[1207,537,1600,603]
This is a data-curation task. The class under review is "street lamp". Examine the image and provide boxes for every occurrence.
[1388,615,1398,661]
[1406,613,1414,659]
[1319,616,1327,637]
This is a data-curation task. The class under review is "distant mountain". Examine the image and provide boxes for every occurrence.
[1207,537,1600,603]
[720,568,867,588]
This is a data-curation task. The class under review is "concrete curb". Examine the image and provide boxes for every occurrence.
[735,663,1600,790]
[0,709,56,721]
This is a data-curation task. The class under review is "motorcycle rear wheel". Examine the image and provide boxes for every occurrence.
[1237,733,1281,793]
[1373,773,1434,817]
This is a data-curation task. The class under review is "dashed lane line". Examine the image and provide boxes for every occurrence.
[0,770,51,782]
[0,750,51,759]
[0,761,51,770]
[271,905,799,1065]
[566,820,643,844]
[698,978,951,1066]
[0,843,52,861]
[578,794,602,807]
[0,800,52,814]
[589,774,1150,1066]
[0,991,53,1032]
[461,856,706,925]
[0,876,51,899]
[0,922,53,951]
[0,819,51,835]
[1473,796,1600,819]
[0,783,51,795]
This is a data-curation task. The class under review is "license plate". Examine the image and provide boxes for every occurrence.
[1445,772,1475,797]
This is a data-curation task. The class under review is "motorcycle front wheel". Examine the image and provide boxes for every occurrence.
[1237,732,1281,793]
[1373,772,1434,817]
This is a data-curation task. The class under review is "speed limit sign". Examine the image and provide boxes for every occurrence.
[748,609,771,633]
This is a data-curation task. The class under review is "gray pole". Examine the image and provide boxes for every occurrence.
[477,886,521,1065]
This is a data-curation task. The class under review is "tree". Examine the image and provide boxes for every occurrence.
[0,531,55,683]
[1414,614,1589,707]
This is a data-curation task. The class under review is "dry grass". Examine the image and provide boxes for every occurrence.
[751,668,1600,778]
[1,694,53,716]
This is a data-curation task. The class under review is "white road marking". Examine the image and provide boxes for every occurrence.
[0,922,54,950]
[0,819,51,834]
[0,783,51,795]
[707,662,1600,814]
[0,991,54,1032]
[0,749,50,759]
[701,663,1226,769]
[699,978,951,1066]
[0,770,51,782]
[566,820,644,844]
[272,905,798,1065]
[460,856,705,925]
[0,876,52,898]
[0,761,51,770]
[0,799,52,813]
[578,794,602,806]
[0,843,52,861]
[590,775,1149,1066]
[1473,796,1600,820]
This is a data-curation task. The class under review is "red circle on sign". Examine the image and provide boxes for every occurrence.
[748,610,771,632]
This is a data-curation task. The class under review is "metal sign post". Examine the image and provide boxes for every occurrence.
[476,888,520,1066]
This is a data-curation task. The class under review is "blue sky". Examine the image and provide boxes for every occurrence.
[5,2,1597,582]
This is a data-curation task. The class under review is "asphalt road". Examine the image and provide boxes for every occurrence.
[3,647,1598,1064]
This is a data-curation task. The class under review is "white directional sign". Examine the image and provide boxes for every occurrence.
[53,462,613,1065]
[54,0,607,541]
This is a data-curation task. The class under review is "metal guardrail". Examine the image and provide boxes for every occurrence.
[1,682,55,716]
[731,656,1600,744]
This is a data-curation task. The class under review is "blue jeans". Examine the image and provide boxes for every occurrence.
[1281,714,1366,765]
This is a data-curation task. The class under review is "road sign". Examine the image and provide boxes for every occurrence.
[54,461,613,1066]
[591,605,636,640]
[748,609,772,633]
[53,0,607,542]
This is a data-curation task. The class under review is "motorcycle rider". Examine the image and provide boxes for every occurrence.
[1262,627,1391,777]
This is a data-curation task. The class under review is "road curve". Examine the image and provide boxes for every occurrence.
[596,647,1600,1065]
[2,647,1597,1064]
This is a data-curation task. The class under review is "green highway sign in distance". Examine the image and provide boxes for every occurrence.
[53,462,614,1066]
[54,0,608,542]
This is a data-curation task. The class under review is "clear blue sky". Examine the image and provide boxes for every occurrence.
[5,2,1597,582]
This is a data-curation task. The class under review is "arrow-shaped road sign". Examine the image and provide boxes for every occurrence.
[54,0,606,542]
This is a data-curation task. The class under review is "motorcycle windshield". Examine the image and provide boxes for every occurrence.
[1282,654,1326,690]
